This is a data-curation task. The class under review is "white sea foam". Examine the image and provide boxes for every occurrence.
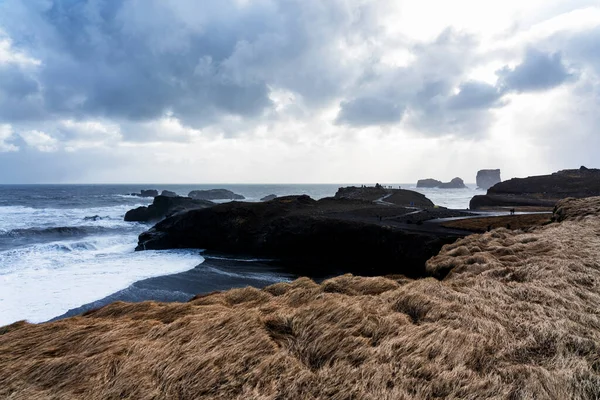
[203,266,292,283]
[0,233,202,326]
[0,202,150,232]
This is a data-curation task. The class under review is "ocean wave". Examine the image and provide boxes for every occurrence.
[0,203,149,231]
[0,226,118,239]
[203,266,291,283]
[203,254,277,262]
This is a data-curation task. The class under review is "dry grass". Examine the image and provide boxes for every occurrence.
[2,198,600,399]
[441,214,553,233]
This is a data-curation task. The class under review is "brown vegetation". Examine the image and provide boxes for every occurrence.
[2,197,600,399]
[440,213,553,233]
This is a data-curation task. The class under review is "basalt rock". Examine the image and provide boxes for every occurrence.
[416,179,443,188]
[130,189,159,198]
[125,196,214,223]
[417,178,467,189]
[476,169,501,190]
[260,194,277,201]
[188,189,245,201]
[470,168,600,210]
[439,177,467,189]
[136,195,461,277]
[334,186,434,207]
[161,190,178,197]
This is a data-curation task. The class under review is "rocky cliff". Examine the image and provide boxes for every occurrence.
[470,167,600,209]
[124,196,214,222]
[334,186,434,207]
[476,169,501,190]
[136,195,461,277]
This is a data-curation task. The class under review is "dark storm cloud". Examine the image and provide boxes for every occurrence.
[0,0,370,132]
[497,48,573,92]
[334,38,580,133]
[336,97,405,126]
[0,0,595,143]
[333,30,502,135]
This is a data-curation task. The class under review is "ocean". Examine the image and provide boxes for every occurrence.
[0,184,479,326]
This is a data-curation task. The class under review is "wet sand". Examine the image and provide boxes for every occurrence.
[52,256,297,321]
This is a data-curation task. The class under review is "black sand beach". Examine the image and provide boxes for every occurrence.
[52,256,297,321]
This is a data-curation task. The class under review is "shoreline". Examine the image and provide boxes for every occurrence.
[50,255,298,322]
[51,209,552,322]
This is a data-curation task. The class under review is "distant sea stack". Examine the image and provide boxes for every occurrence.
[470,167,600,210]
[417,177,467,189]
[476,169,501,190]
[130,189,159,197]
[188,189,245,201]
[416,179,442,188]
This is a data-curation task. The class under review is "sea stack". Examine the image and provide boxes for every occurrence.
[476,169,501,190]
[417,178,466,189]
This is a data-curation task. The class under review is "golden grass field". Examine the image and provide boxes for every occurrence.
[1,197,600,399]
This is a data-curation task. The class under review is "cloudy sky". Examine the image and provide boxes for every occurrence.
[0,0,599,183]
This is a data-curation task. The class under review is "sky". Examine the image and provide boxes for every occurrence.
[0,0,599,184]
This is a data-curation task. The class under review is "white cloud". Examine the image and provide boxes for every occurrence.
[0,39,40,66]
[19,130,59,152]
[0,124,18,152]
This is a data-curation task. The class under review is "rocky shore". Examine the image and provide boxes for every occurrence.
[124,195,214,222]
[136,194,471,278]
[3,196,600,398]
[470,167,600,209]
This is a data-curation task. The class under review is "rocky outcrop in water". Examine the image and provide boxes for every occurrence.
[136,195,460,277]
[188,189,245,200]
[476,169,501,190]
[260,194,277,201]
[470,168,600,209]
[160,190,178,197]
[334,186,434,207]
[439,178,467,189]
[130,189,159,197]
[417,178,467,189]
[124,196,214,223]
[416,179,442,188]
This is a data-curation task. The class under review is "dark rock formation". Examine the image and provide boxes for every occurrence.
[416,179,443,188]
[125,196,214,222]
[136,195,463,277]
[334,186,434,207]
[439,178,467,189]
[261,194,277,201]
[417,178,466,189]
[161,190,178,197]
[470,168,600,209]
[130,190,159,198]
[476,169,501,190]
[188,189,245,200]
